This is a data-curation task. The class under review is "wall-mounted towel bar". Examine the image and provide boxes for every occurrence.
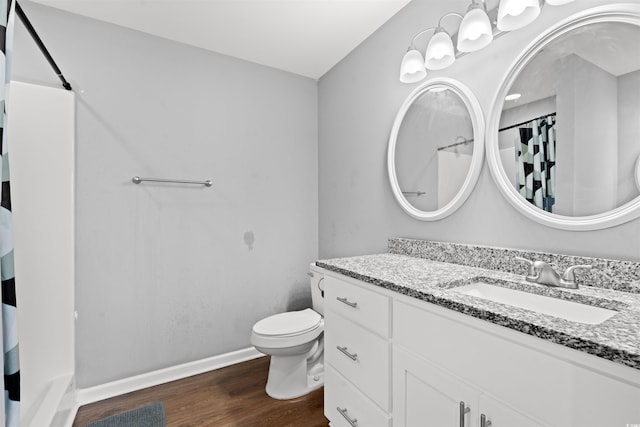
[402,191,426,197]
[132,176,213,187]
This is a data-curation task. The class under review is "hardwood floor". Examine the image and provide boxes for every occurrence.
[73,356,328,427]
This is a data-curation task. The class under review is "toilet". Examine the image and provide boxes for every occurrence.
[251,264,325,399]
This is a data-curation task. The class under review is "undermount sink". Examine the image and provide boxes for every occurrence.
[452,282,617,325]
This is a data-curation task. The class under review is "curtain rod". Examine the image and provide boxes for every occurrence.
[15,2,72,91]
[499,112,556,132]
[437,136,473,152]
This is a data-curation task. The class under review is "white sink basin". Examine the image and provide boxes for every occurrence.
[452,282,617,325]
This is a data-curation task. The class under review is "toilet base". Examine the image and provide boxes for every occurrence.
[265,353,324,400]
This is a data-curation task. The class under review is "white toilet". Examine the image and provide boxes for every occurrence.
[251,264,325,399]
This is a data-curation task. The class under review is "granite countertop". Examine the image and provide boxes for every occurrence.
[316,253,640,371]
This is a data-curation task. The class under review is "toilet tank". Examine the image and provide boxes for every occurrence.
[309,263,325,316]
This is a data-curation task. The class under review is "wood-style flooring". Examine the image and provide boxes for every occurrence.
[72,356,328,427]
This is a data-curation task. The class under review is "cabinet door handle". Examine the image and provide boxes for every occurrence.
[337,345,358,361]
[336,296,358,308]
[459,401,470,427]
[480,414,492,427]
[337,407,358,426]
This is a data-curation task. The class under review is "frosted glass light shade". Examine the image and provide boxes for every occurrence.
[457,5,494,52]
[497,0,541,31]
[400,49,427,83]
[425,29,455,70]
[545,0,575,5]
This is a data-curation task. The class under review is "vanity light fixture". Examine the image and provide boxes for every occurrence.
[457,1,494,53]
[399,45,429,83]
[505,93,522,101]
[425,28,456,70]
[399,0,576,84]
[425,13,462,70]
[400,26,441,83]
[497,0,541,31]
[400,13,463,82]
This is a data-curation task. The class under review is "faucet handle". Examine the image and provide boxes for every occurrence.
[560,265,593,286]
[514,256,536,279]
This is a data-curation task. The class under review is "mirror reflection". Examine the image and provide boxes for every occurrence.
[498,21,640,217]
[395,86,474,212]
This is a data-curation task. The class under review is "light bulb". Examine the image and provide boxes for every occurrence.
[425,29,455,70]
[457,4,493,52]
[497,0,541,31]
[399,48,427,83]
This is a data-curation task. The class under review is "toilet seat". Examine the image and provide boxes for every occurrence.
[253,308,321,336]
[251,309,323,349]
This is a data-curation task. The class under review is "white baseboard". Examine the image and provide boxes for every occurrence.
[76,347,264,406]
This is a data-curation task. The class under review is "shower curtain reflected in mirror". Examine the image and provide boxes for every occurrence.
[0,1,20,426]
[516,114,556,213]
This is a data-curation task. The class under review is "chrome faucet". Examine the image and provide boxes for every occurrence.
[514,257,592,289]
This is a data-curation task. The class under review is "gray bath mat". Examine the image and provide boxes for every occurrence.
[81,402,165,427]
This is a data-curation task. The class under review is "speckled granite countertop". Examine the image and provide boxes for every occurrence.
[317,253,640,370]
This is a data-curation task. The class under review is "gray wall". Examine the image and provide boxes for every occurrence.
[318,0,640,261]
[618,69,640,206]
[13,1,318,387]
[556,54,618,216]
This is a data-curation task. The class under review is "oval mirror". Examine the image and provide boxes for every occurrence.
[388,78,484,221]
[487,5,640,230]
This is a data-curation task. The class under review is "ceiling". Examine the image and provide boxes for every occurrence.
[29,0,412,80]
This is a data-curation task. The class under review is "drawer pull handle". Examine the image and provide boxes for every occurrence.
[337,346,358,361]
[337,407,358,426]
[459,401,470,427]
[480,414,492,427]
[337,297,358,308]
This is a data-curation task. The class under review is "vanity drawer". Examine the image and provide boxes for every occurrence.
[325,310,391,411]
[325,365,391,427]
[324,275,391,338]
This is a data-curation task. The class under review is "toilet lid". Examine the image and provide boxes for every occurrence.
[253,308,321,336]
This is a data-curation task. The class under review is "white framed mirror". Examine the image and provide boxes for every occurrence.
[486,4,640,231]
[388,78,484,221]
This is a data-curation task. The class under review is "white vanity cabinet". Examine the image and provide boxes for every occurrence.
[323,275,392,427]
[394,299,640,427]
[322,271,640,427]
[394,347,545,427]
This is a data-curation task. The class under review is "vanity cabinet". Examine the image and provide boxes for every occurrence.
[394,299,640,426]
[323,271,640,427]
[394,347,545,427]
[323,275,392,426]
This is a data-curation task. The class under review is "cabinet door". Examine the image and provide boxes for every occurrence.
[394,347,477,427]
[478,394,548,427]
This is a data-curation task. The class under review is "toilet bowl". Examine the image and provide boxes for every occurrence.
[250,265,325,399]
